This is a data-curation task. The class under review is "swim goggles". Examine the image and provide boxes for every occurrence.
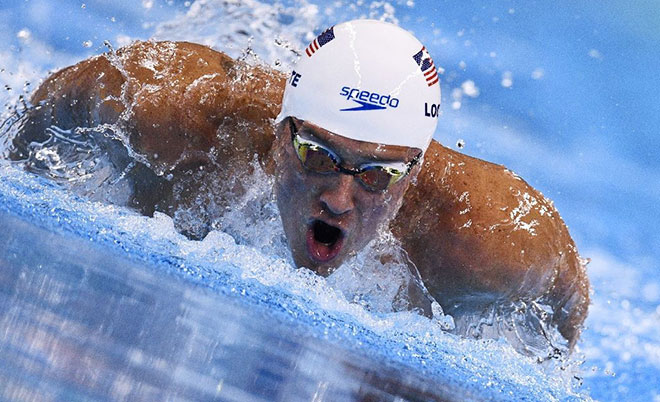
[289,118,421,192]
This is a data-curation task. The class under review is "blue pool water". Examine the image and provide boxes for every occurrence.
[0,208,457,401]
[0,164,580,401]
[1,0,659,400]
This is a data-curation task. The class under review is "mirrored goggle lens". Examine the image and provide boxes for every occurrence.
[294,137,338,173]
[356,166,405,192]
[293,133,408,192]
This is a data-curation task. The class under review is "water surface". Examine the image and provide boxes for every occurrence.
[0,210,465,401]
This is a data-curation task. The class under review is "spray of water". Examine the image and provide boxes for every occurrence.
[0,2,592,395]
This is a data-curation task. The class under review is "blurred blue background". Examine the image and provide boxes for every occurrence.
[1,0,659,399]
[412,1,660,270]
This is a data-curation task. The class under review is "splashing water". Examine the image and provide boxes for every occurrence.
[0,154,585,399]
[0,0,626,399]
[1,96,574,362]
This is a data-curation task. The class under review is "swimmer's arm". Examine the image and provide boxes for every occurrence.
[392,140,589,348]
[19,41,285,170]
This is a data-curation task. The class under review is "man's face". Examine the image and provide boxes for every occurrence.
[273,117,421,276]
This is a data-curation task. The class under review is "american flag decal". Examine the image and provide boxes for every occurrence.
[412,46,438,87]
[305,26,335,57]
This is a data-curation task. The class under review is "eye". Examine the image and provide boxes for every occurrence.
[293,135,339,174]
[358,166,404,192]
[303,145,338,173]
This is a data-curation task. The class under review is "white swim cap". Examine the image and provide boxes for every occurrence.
[276,19,441,152]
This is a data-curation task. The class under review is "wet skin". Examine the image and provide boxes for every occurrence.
[273,118,421,276]
[9,41,590,351]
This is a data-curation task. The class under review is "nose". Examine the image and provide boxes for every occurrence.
[319,174,355,216]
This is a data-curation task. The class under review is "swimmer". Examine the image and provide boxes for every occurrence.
[7,20,589,355]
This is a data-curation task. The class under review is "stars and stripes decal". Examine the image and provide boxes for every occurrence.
[305,26,335,57]
[412,46,438,87]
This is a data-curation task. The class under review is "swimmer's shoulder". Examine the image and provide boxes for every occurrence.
[28,40,287,168]
[404,139,571,251]
[394,140,588,322]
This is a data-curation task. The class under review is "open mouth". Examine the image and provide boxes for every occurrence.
[306,219,344,263]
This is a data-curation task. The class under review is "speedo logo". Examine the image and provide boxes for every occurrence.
[339,86,400,111]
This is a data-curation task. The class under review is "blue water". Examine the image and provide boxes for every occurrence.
[0,163,579,401]
[1,0,659,400]
[0,203,459,401]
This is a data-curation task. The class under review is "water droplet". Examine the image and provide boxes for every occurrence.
[103,40,114,52]
[461,80,480,97]
[588,49,603,59]
[16,29,31,40]
[531,68,545,80]
[501,71,513,88]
